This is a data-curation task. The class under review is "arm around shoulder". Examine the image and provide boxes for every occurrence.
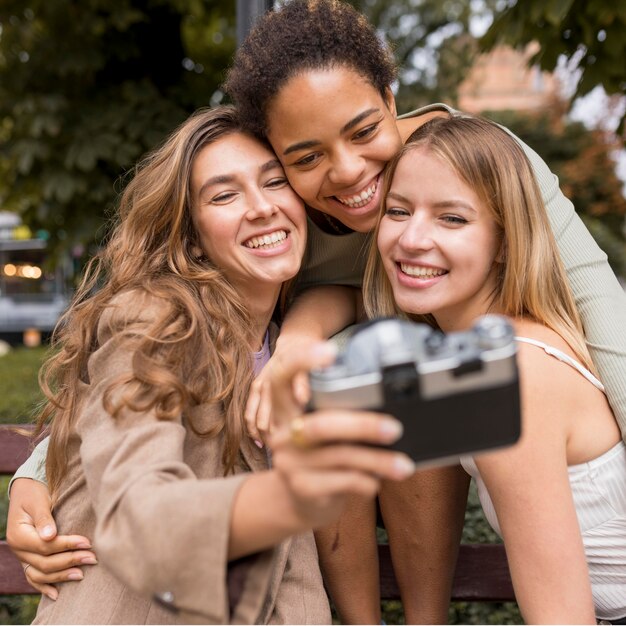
[509,134,626,437]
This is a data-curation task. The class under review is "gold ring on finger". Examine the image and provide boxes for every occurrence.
[290,417,309,448]
[22,563,32,575]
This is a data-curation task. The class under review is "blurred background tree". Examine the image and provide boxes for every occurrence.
[481,0,626,132]
[0,0,236,257]
[2,0,624,273]
[0,1,625,624]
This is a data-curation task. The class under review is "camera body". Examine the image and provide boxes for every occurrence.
[309,316,521,466]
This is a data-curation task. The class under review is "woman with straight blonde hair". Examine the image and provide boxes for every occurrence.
[366,115,626,624]
[6,105,416,624]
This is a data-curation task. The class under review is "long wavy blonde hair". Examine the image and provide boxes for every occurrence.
[364,115,595,372]
[37,106,266,497]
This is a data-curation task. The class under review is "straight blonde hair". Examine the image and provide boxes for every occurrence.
[364,116,595,372]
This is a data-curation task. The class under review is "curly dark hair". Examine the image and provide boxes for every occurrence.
[224,0,397,138]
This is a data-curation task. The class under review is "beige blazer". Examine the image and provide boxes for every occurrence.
[34,291,330,625]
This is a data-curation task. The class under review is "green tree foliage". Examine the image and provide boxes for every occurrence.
[0,0,235,255]
[346,0,500,111]
[488,109,626,276]
[482,0,626,131]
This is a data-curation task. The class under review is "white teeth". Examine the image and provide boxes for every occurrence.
[400,263,446,278]
[244,230,287,249]
[336,181,377,208]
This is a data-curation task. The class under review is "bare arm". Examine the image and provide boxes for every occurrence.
[278,284,360,346]
[475,342,596,623]
[245,285,360,444]
[230,343,416,559]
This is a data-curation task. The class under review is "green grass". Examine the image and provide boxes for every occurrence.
[0,346,521,625]
[0,346,47,424]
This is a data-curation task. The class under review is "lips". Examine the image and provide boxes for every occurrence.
[243,229,288,249]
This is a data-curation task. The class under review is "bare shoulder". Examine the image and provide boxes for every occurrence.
[513,319,583,386]
[511,319,587,437]
[513,319,577,357]
[473,320,574,473]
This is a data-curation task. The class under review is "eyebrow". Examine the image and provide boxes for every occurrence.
[260,158,282,173]
[197,159,283,200]
[386,191,477,213]
[282,108,381,156]
[386,191,410,204]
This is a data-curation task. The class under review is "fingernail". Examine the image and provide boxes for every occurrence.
[67,572,83,581]
[254,439,264,449]
[379,419,403,441]
[76,542,92,549]
[47,590,58,601]
[393,455,416,478]
[41,525,55,539]
[80,557,98,565]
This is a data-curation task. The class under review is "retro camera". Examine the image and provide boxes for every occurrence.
[309,316,521,466]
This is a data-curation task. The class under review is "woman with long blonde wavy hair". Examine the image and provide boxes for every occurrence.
[366,115,626,624]
[6,105,415,624]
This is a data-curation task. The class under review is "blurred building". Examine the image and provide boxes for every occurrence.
[458,43,560,114]
[0,211,69,343]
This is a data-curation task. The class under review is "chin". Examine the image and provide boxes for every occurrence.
[342,214,379,233]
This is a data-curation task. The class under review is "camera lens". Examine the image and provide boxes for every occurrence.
[424,330,445,355]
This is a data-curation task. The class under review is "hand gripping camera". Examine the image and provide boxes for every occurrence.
[309,316,521,466]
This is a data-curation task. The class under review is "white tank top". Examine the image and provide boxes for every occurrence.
[460,337,626,620]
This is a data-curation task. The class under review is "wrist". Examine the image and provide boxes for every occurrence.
[275,329,324,352]
[229,471,311,559]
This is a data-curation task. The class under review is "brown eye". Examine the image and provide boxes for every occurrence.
[212,192,237,203]
[294,153,320,167]
[266,177,288,188]
[354,124,378,140]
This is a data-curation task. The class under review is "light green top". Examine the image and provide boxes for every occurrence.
[9,435,48,492]
[13,103,626,488]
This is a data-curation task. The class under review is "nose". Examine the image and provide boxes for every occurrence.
[246,188,278,220]
[327,145,366,186]
[398,214,435,252]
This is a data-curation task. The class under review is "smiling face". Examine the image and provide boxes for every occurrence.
[377,147,502,331]
[265,67,402,233]
[190,132,306,297]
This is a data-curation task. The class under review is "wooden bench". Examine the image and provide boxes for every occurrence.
[0,424,515,602]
